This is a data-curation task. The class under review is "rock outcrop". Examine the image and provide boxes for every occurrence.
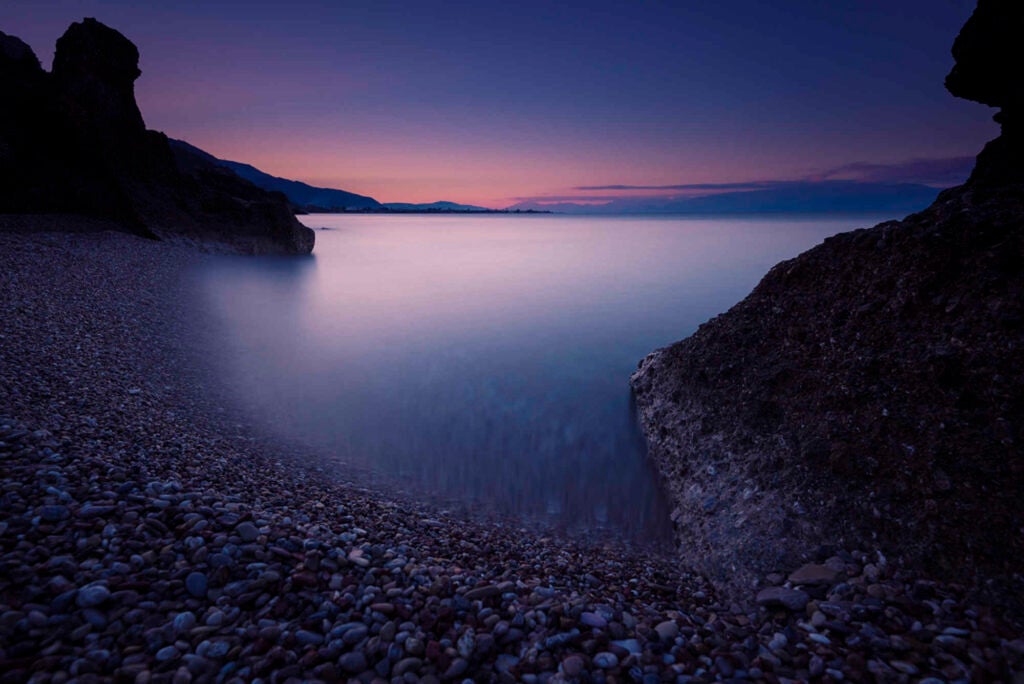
[0,19,313,255]
[945,0,1024,189]
[631,0,1023,593]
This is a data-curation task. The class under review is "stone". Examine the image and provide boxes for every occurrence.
[756,587,809,611]
[338,652,366,674]
[442,658,468,679]
[465,585,501,601]
[76,584,110,608]
[185,572,207,598]
[172,612,196,633]
[654,620,678,641]
[39,504,70,522]
[788,563,841,586]
[593,652,618,669]
[562,655,584,678]
[155,646,179,662]
[393,658,422,677]
[809,655,825,677]
[342,625,368,644]
[580,612,607,629]
[294,630,323,646]
[235,522,259,542]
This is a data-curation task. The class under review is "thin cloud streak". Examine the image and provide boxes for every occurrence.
[575,182,781,192]
[811,156,975,186]
[573,156,975,196]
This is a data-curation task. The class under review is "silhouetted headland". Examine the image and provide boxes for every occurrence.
[632,0,1024,603]
[0,19,313,254]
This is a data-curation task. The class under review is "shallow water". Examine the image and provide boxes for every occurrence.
[194,212,887,542]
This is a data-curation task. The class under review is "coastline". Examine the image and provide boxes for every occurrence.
[1,230,1020,681]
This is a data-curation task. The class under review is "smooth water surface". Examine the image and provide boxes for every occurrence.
[195,213,886,542]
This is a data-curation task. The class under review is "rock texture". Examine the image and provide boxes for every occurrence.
[0,19,313,255]
[631,2,1024,594]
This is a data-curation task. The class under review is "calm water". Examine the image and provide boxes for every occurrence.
[194,213,886,542]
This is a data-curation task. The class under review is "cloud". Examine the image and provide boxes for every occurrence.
[570,155,974,196]
[510,155,974,208]
[574,182,781,192]
[810,156,975,186]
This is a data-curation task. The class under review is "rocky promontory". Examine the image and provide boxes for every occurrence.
[0,19,313,255]
[632,0,1023,596]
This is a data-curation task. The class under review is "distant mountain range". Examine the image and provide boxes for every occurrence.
[169,141,493,213]
[169,140,380,211]
[169,139,945,216]
[507,181,943,215]
[380,201,490,212]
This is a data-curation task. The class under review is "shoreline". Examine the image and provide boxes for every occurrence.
[1,231,1020,681]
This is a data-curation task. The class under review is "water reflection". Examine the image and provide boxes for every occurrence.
[194,213,886,543]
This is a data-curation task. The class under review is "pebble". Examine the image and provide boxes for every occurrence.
[788,562,841,586]
[338,651,366,673]
[465,584,502,601]
[654,619,678,641]
[185,572,207,597]
[156,646,179,662]
[755,586,810,611]
[562,654,584,677]
[236,522,259,542]
[75,584,110,608]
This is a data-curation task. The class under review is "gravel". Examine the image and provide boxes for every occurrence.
[1,231,1021,682]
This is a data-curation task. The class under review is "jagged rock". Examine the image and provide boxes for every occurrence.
[631,1,1024,594]
[945,0,1024,187]
[0,30,41,72]
[945,0,1023,116]
[0,19,313,254]
[53,18,145,139]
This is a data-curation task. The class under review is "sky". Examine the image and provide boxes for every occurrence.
[1,1,996,208]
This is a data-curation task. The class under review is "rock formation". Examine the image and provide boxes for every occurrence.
[631,1,1023,594]
[0,19,313,255]
[945,0,1024,188]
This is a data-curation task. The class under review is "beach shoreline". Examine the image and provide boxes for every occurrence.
[1,230,1019,681]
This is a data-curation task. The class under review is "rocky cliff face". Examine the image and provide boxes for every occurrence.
[0,19,313,255]
[631,0,1023,592]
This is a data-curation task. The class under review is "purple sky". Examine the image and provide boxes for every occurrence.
[1,1,995,207]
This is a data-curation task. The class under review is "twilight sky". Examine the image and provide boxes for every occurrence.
[2,1,995,207]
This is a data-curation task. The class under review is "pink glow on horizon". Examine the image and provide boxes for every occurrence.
[1,1,997,208]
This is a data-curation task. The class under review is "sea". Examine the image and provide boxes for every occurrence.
[193,212,890,543]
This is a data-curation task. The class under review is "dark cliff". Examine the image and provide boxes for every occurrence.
[0,19,313,255]
[631,0,1023,593]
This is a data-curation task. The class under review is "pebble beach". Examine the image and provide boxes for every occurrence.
[1,231,1021,683]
